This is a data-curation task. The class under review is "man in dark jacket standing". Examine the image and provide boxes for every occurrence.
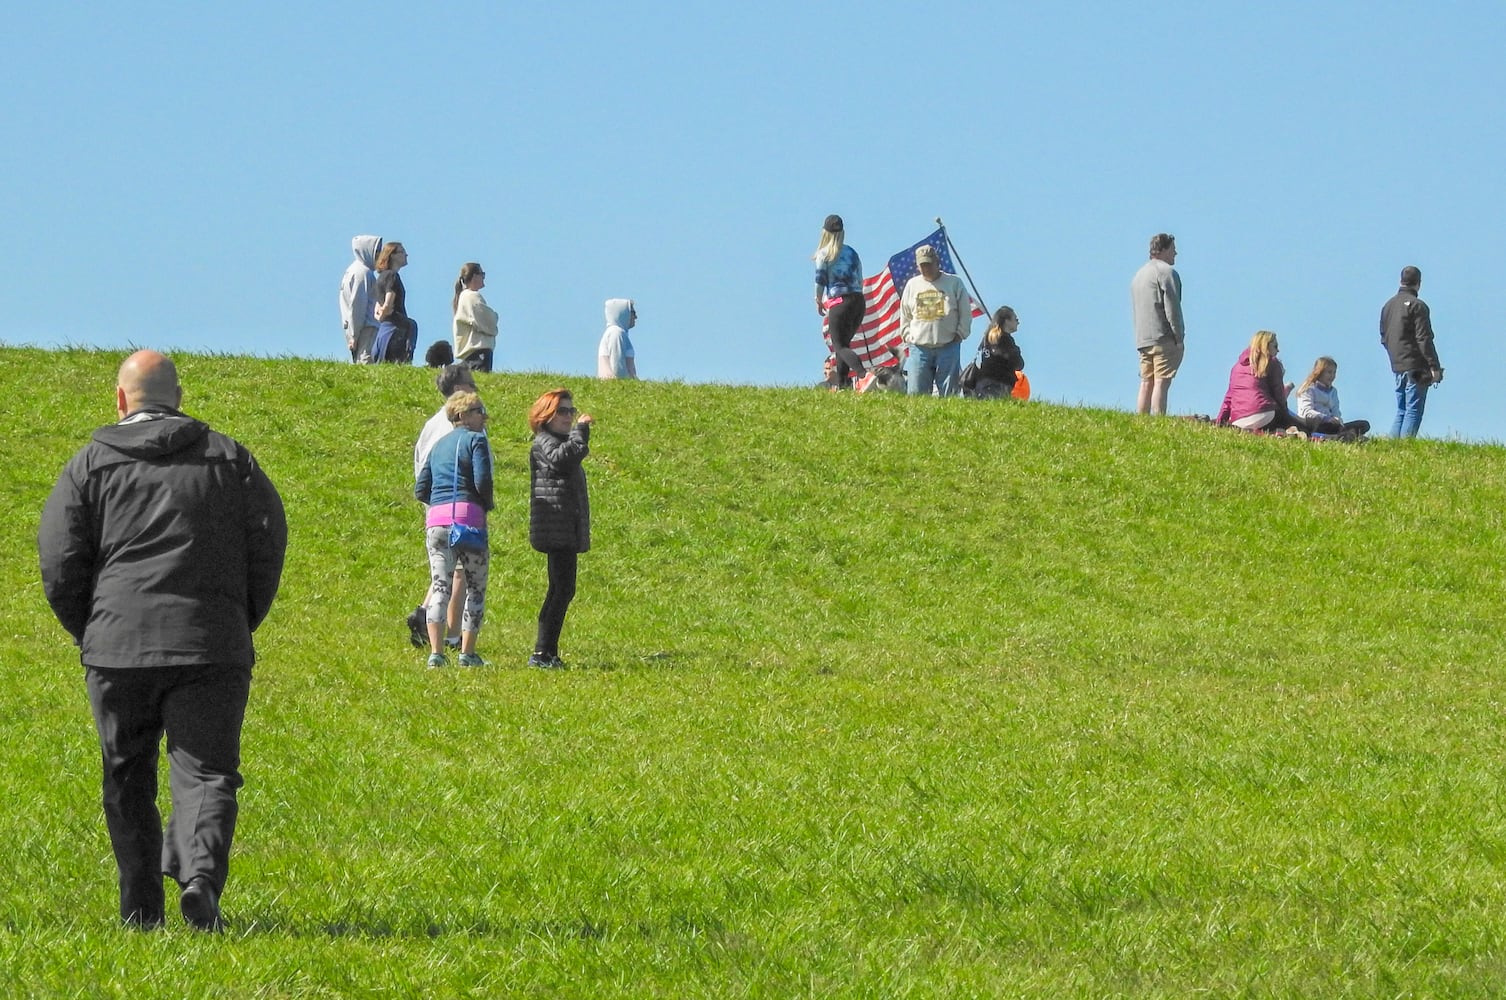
[1381,265,1444,438]
[38,350,287,931]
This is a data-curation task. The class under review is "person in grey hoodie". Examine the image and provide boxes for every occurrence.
[339,235,382,363]
[597,298,638,379]
[38,351,287,931]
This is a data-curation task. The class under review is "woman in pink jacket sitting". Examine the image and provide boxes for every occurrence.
[1216,331,1303,432]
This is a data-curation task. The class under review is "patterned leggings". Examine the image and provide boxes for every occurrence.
[425,526,489,633]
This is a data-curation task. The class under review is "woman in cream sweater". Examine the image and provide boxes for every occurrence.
[452,262,499,372]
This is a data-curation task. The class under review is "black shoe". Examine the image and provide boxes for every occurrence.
[406,607,426,649]
[180,877,223,932]
[122,908,165,931]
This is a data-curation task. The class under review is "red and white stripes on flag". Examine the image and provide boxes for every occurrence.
[845,268,906,369]
[823,226,986,371]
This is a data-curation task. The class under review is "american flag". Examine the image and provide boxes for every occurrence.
[825,227,985,369]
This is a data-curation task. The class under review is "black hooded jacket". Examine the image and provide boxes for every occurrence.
[1380,285,1442,375]
[38,407,287,669]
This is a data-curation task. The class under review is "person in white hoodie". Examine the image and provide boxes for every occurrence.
[598,299,638,379]
[339,235,382,363]
[452,262,499,372]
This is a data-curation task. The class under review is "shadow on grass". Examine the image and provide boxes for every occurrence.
[570,650,681,673]
[227,910,726,941]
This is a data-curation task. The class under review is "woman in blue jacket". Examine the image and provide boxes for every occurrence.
[415,390,493,668]
[813,214,865,390]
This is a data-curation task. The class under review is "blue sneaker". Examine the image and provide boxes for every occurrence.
[427,652,448,669]
[457,653,486,668]
[528,652,565,669]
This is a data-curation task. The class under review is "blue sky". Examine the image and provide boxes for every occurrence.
[5,2,1503,441]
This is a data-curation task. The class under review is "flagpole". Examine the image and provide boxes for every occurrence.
[934,216,989,320]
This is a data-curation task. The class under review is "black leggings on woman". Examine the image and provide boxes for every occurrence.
[825,292,867,388]
[535,551,577,657]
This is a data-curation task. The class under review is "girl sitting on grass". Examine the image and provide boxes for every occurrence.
[973,306,1025,400]
[527,389,593,669]
[1295,356,1370,440]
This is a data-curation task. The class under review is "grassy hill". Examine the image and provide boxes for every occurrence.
[3,346,1506,997]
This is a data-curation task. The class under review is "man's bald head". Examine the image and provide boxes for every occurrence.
[116,350,183,417]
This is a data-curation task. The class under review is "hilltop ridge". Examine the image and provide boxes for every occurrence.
[5,346,1506,995]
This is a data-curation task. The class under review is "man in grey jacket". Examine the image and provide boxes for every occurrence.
[1130,233,1185,415]
[38,350,287,931]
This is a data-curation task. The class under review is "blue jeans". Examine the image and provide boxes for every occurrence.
[1391,371,1430,438]
[906,341,962,397]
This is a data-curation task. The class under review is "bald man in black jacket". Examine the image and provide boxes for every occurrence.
[39,350,287,931]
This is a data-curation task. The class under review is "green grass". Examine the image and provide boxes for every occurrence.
[4,346,1506,997]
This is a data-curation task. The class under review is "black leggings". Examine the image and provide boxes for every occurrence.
[1309,416,1372,437]
[535,551,578,657]
[826,293,867,387]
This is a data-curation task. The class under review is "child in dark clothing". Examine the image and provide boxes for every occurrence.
[974,306,1025,400]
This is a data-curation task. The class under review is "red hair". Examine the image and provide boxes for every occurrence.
[528,389,573,433]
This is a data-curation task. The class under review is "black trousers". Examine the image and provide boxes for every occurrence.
[825,293,867,387]
[535,551,578,657]
[85,664,251,924]
[1310,416,1372,437]
[460,348,494,373]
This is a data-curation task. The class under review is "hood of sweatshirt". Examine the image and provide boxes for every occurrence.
[604,298,633,331]
[352,235,382,269]
[91,407,210,461]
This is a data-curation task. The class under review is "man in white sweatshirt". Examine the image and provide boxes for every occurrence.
[598,298,639,379]
[899,245,972,396]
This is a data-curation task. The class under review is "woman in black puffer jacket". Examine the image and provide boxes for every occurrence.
[527,388,593,668]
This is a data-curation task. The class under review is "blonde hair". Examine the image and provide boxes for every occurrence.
[445,390,483,424]
[1248,331,1279,378]
[812,229,843,264]
[1298,356,1337,394]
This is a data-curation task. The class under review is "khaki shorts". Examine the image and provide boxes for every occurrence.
[1138,337,1184,381]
